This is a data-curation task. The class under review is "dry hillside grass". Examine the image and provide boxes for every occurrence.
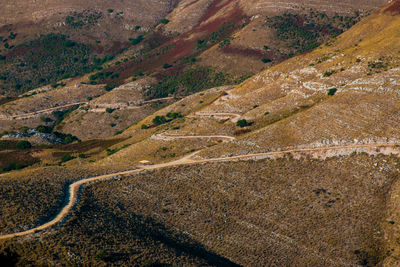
[1,153,398,266]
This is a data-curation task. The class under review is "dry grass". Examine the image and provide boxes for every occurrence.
[1,153,398,266]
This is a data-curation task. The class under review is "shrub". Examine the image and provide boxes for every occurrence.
[152,116,167,125]
[141,124,148,129]
[163,63,173,69]
[106,148,119,155]
[166,112,183,119]
[16,141,32,150]
[236,119,252,128]
[40,116,53,123]
[323,70,336,77]
[61,154,74,162]
[78,154,87,158]
[160,18,170,24]
[261,58,272,63]
[104,85,115,91]
[37,125,52,133]
[107,9,114,13]
[106,108,115,113]
[328,88,337,96]
[53,132,79,144]
[129,35,144,45]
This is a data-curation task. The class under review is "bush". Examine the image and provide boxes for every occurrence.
[106,148,119,155]
[129,35,144,45]
[37,125,52,133]
[166,112,183,119]
[104,85,115,91]
[106,108,115,114]
[53,132,79,144]
[61,154,74,163]
[261,58,272,63]
[323,70,336,77]
[160,18,170,24]
[236,119,252,128]
[141,124,149,129]
[328,88,337,96]
[16,141,32,150]
[78,154,87,158]
[152,116,167,125]
[163,63,173,69]
[40,116,53,123]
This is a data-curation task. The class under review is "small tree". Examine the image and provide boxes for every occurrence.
[16,140,32,150]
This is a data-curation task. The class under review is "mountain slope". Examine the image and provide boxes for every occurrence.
[2,0,400,266]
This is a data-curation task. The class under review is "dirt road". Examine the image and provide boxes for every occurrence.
[0,102,87,120]
[151,133,236,141]
[0,141,399,240]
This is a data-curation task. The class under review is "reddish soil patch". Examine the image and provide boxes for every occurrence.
[91,41,131,55]
[381,0,400,15]
[198,0,234,27]
[103,2,246,86]
[220,46,276,60]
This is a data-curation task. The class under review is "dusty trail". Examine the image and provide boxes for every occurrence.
[0,142,399,240]
[0,96,175,120]
[188,112,242,123]
[0,102,87,120]
[151,133,236,141]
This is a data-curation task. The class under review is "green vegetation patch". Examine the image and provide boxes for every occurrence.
[146,67,232,99]
[196,23,234,51]
[0,34,114,96]
[65,10,103,29]
[266,11,363,55]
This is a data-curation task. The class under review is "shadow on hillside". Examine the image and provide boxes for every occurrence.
[55,189,241,266]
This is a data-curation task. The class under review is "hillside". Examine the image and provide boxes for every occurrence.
[2,0,400,266]
[0,0,389,139]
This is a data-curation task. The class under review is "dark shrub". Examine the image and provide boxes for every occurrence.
[328,88,337,96]
[236,119,252,128]
[152,116,167,125]
[16,140,32,150]
[61,154,74,162]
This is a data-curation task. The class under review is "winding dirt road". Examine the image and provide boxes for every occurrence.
[151,133,236,141]
[1,141,399,240]
[188,112,242,123]
[0,102,87,120]
[0,97,176,120]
